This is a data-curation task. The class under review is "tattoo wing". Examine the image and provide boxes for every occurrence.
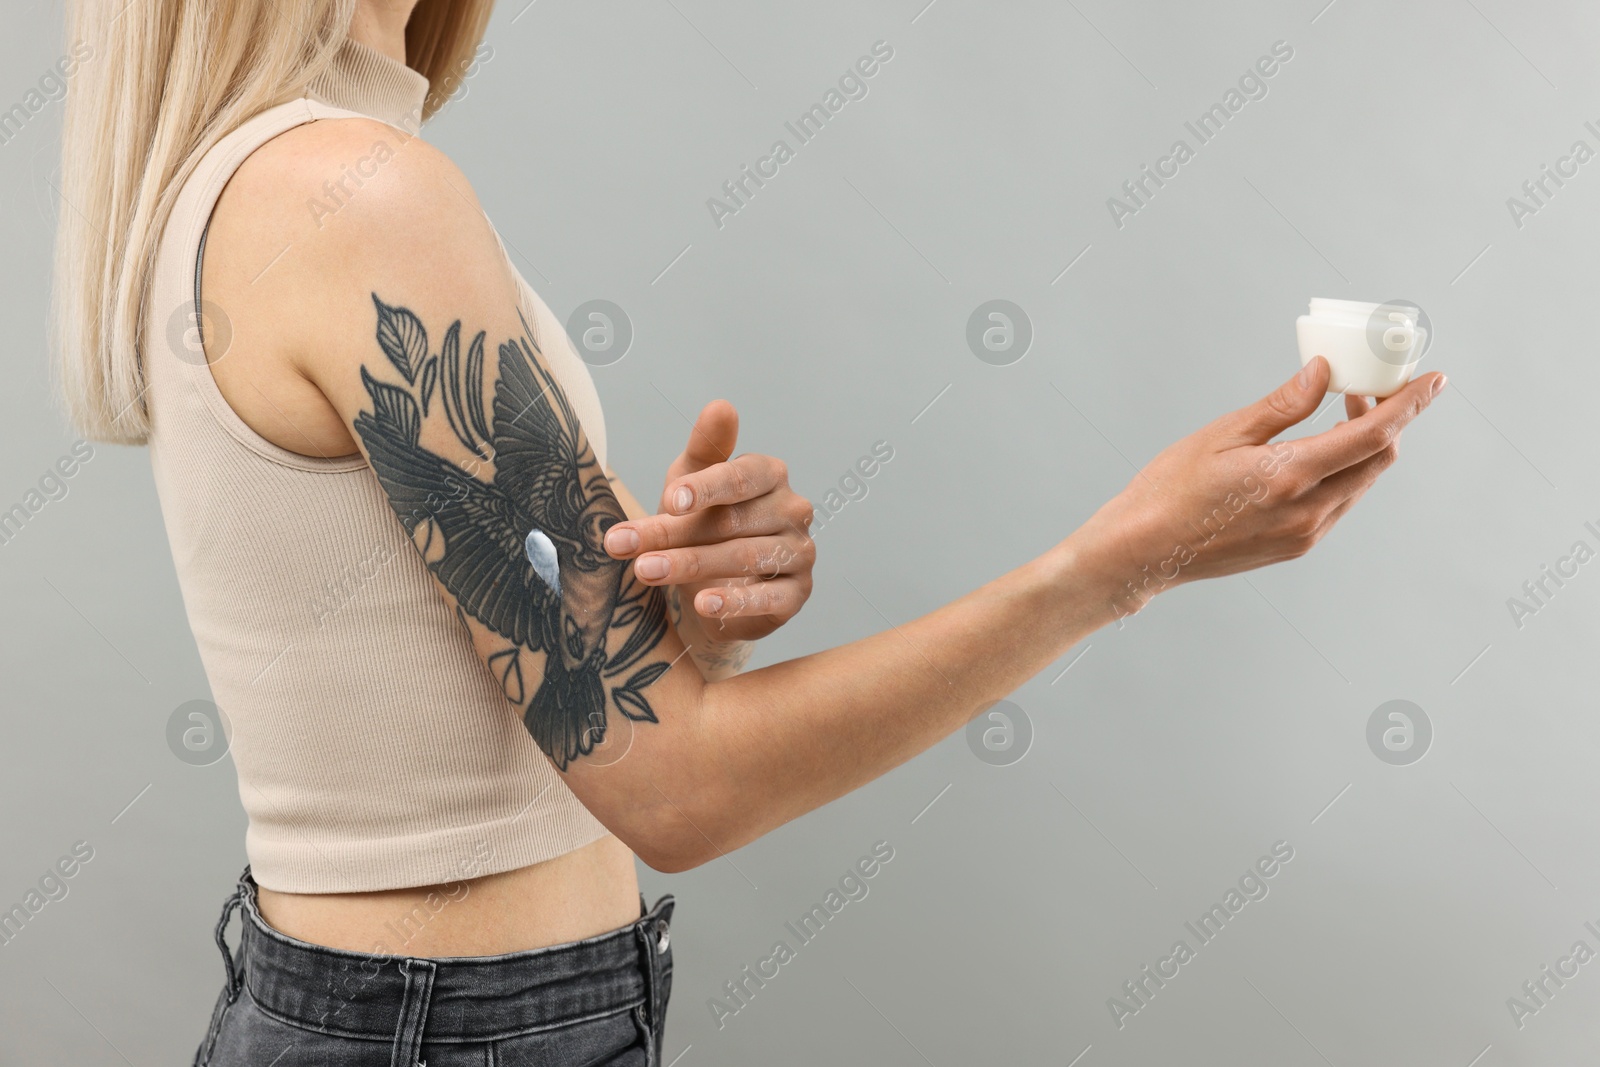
[490,325,589,535]
[354,367,559,653]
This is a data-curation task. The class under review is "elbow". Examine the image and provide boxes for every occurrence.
[604,698,737,874]
[633,841,713,875]
[629,831,722,874]
[620,789,733,874]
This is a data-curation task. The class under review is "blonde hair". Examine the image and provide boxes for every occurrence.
[50,0,496,444]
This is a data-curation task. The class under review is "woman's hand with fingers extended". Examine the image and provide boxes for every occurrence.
[1067,356,1447,620]
[602,400,816,658]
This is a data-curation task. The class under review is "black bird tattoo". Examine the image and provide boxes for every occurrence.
[354,295,672,769]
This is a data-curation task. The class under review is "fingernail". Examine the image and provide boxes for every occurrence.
[1431,374,1447,397]
[701,593,723,614]
[635,555,669,580]
[673,486,693,513]
[1297,357,1319,390]
[605,526,639,555]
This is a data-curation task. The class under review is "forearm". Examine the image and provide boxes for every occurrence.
[655,531,1125,862]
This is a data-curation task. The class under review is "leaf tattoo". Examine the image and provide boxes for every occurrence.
[614,661,670,723]
[490,646,525,704]
[372,295,429,384]
[419,356,439,416]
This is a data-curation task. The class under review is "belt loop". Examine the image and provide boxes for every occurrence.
[390,958,437,1067]
[213,881,246,1004]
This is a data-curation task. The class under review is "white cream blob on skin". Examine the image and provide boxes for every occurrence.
[524,528,561,597]
[1295,298,1426,398]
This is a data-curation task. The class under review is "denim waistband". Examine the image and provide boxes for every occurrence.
[216,865,674,1043]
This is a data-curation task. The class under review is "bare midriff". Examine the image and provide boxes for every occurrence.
[255,834,643,956]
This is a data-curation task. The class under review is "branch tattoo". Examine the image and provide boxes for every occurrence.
[354,295,672,769]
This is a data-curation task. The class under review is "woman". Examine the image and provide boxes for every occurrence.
[50,0,1445,1063]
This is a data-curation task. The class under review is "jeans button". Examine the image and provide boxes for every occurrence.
[656,918,670,953]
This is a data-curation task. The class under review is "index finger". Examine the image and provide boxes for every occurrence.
[663,454,787,515]
[667,399,739,483]
[1287,371,1446,480]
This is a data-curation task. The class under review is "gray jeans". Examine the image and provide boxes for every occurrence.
[193,867,674,1066]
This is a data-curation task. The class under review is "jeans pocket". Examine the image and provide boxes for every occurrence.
[205,991,398,1067]
[490,1007,649,1067]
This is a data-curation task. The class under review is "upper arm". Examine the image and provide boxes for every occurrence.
[606,471,652,525]
[220,118,709,865]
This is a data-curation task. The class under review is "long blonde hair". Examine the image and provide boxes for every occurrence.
[51,0,495,445]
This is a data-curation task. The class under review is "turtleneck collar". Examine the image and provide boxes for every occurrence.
[306,37,431,128]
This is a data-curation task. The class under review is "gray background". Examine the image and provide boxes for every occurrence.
[2,0,1597,1063]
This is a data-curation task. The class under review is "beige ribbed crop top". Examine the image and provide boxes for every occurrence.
[144,38,610,893]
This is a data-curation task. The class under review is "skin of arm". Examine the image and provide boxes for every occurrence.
[223,118,1445,874]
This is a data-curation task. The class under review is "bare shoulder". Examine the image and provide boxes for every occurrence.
[235,117,481,225]
[205,114,520,395]
[213,114,502,286]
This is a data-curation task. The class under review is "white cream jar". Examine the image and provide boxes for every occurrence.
[1296,298,1428,398]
